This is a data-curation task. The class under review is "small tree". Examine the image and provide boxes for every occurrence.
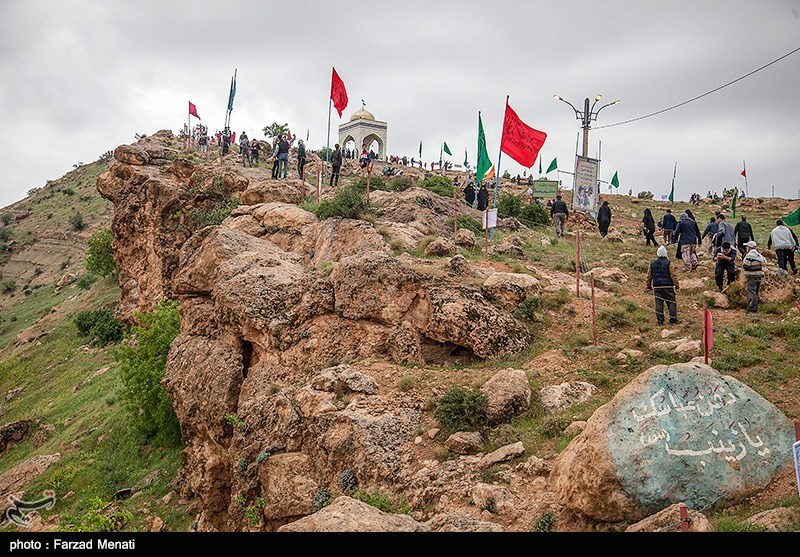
[86,229,116,277]
[69,213,85,231]
[0,213,11,226]
[637,191,654,199]
[262,122,289,141]
[0,228,11,242]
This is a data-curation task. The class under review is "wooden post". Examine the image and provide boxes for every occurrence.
[591,273,597,345]
[703,303,710,365]
[484,209,489,261]
[679,504,689,532]
[316,169,321,204]
[453,184,458,237]
[795,421,800,441]
[366,163,371,203]
[575,231,581,298]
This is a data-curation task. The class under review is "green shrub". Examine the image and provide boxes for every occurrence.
[353,490,410,514]
[0,227,12,242]
[397,375,414,392]
[519,202,550,226]
[315,185,367,220]
[338,469,358,494]
[1,280,16,293]
[498,192,523,218]
[446,215,483,235]
[86,229,116,277]
[74,308,125,346]
[69,212,85,231]
[62,187,75,196]
[188,198,239,229]
[116,300,182,444]
[354,175,386,192]
[637,191,654,199]
[538,415,569,438]
[514,296,540,320]
[312,488,332,512]
[59,497,132,532]
[418,175,453,197]
[433,386,488,430]
[76,274,97,290]
[535,511,555,532]
[388,175,414,191]
[0,213,11,226]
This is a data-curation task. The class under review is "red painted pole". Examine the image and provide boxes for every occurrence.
[453,184,458,237]
[679,504,689,532]
[795,421,800,441]
[703,304,710,365]
[591,274,597,345]
[484,209,489,261]
[316,169,321,204]
[575,231,581,298]
[366,163,371,203]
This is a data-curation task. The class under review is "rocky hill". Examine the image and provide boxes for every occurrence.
[0,131,798,532]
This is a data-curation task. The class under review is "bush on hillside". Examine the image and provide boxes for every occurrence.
[116,300,182,445]
[498,192,523,218]
[519,201,550,226]
[418,175,453,198]
[74,309,126,346]
[315,184,368,220]
[86,229,116,277]
[188,197,239,229]
[0,228,11,242]
[69,213,85,231]
[0,213,12,226]
[1,280,16,294]
[433,386,488,430]
[637,191,654,199]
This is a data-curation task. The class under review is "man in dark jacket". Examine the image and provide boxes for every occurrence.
[733,216,755,256]
[597,200,611,237]
[550,194,569,238]
[673,213,701,271]
[330,143,343,187]
[661,209,677,245]
[713,241,737,292]
[701,216,718,254]
[297,139,307,180]
[646,245,680,325]
[464,182,476,206]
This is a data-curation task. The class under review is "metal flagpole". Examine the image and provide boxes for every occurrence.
[324,97,332,187]
[489,96,508,240]
[743,160,749,197]
[186,107,191,151]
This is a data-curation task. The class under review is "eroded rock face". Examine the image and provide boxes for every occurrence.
[99,134,535,531]
[480,369,531,424]
[278,496,428,532]
[481,273,540,311]
[550,363,795,522]
[625,503,714,532]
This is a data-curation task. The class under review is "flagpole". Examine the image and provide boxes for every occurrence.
[671,161,677,204]
[325,97,332,187]
[186,106,191,152]
[743,159,749,197]
[494,96,508,210]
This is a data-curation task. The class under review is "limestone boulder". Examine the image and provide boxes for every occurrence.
[539,381,597,414]
[481,273,541,311]
[479,368,531,424]
[703,290,729,309]
[425,511,503,532]
[310,365,378,395]
[454,228,477,248]
[278,496,428,532]
[746,507,800,532]
[479,441,525,468]
[0,420,32,453]
[615,349,644,363]
[238,180,307,205]
[550,362,796,522]
[448,254,472,277]
[625,504,714,532]
[424,237,457,257]
[445,432,484,455]
[0,454,61,515]
[585,267,628,288]
[470,483,517,515]
[259,452,318,521]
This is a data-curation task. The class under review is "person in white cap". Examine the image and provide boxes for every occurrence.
[646,245,680,325]
[742,240,766,312]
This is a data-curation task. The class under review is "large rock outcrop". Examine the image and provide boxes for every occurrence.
[549,362,795,522]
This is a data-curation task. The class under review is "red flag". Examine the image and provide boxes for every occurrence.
[188,101,200,120]
[330,68,348,118]
[500,99,547,168]
[703,308,713,357]
[741,166,746,178]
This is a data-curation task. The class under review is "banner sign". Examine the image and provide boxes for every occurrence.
[573,155,599,215]
[532,179,559,198]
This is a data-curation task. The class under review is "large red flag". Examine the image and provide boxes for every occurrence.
[500,99,547,168]
[330,68,348,118]
[188,101,200,120]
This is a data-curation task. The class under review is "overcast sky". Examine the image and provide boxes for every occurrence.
[1,0,799,208]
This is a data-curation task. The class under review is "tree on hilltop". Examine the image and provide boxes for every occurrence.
[263,122,289,140]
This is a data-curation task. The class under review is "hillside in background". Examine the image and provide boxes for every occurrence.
[0,134,797,533]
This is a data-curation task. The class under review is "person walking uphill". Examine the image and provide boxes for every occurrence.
[661,209,677,245]
[551,194,569,238]
[714,241,737,292]
[767,219,799,274]
[476,183,489,211]
[597,200,611,237]
[330,143,343,187]
[464,181,476,206]
[701,216,718,254]
[297,139,307,180]
[642,208,659,247]
[673,213,701,271]
[742,241,766,312]
[734,216,755,256]
[647,245,680,325]
[714,214,735,249]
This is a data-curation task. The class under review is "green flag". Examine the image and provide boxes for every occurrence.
[668,162,676,203]
[227,70,237,112]
[476,112,491,183]
[546,157,558,174]
[731,188,738,219]
[611,171,619,188]
[783,205,800,227]
[443,142,452,156]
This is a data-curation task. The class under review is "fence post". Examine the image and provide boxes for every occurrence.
[453,184,458,237]
[575,230,581,298]
[366,163,371,203]
[679,504,689,532]
[316,169,321,204]
[484,209,489,261]
[591,273,597,345]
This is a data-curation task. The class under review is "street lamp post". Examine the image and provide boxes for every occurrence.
[553,94,620,158]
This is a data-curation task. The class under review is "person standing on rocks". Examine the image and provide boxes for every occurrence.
[734,215,755,256]
[239,132,251,167]
[713,241,737,292]
[477,183,489,211]
[551,194,569,238]
[646,245,680,325]
[464,180,476,207]
[767,219,799,274]
[661,209,676,245]
[198,127,209,159]
[597,200,611,237]
[642,208,659,247]
[742,240,767,312]
[672,212,701,271]
[276,134,291,178]
[250,138,260,165]
[330,143,343,187]
[297,139,307,180]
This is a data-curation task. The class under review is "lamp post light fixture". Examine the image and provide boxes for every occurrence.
[553,94,620,158]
